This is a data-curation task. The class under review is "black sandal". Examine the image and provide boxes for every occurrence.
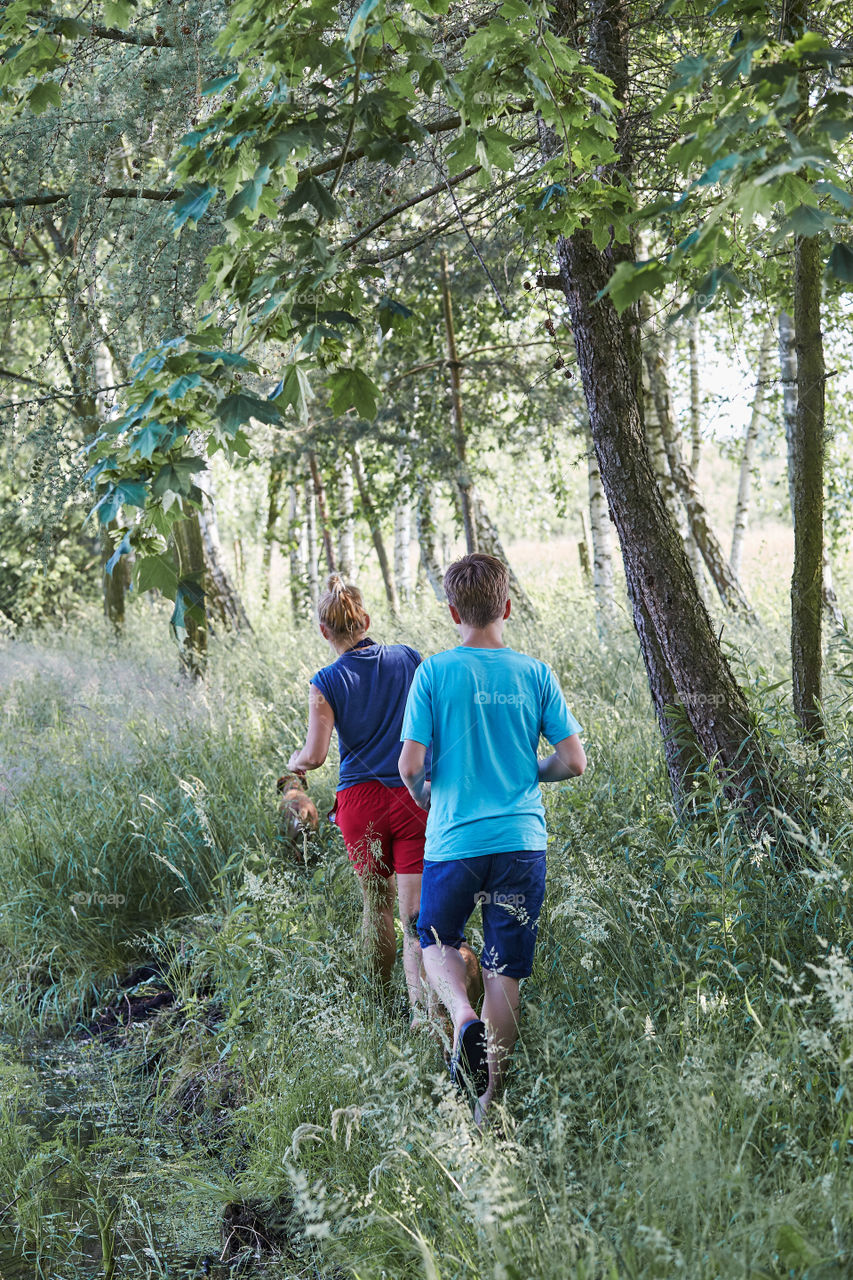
[449,1019,489,1097]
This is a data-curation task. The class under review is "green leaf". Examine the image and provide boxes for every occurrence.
[172,182,217,230]
[152,457,206,498]
[94,480,148,524]
[103,0,136,30]
[129,421,168,461]
[598,260,669,312]
[171,575,206,639]
[282,178,338,221]
[272,364,314,424]
[377,297,414,334]
[28,81,61,113]
[347,0,382,46]
[827,242,853,286]
[167,372,203,401]
[326,366,379,419]
[201,72,240,96]
[777,204,839,239]
[216,392,282,434]
[136,551,178,599]
[226,169,270,220]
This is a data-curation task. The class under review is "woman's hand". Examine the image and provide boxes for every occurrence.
[287,752,307,776]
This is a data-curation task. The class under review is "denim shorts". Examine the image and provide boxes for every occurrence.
[416,850,546,980]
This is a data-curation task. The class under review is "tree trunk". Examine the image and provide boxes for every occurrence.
[308,451,336,574]
[688,318,702,474]
[730,326,773,579]
[553,0,764,809]
[685,319,708,600]
[791,232,825,740]
[288,484,304,623]
[822,551,843,628]
[394,445,412,604]
[351,445,399,614]
[304,473,319,614]
[262,459,286,602]
[440,249,478,553]
[644,328,757,621]
[778,309,798,516]
[415,479,445,601]
[171,511,207,678]
[471,494,537,619]
[198,497,252,633]
[102,520,131,632]
[586,431,615,625]
[337,460,356,579]
[394,504,412,603]
[94,343,132,630]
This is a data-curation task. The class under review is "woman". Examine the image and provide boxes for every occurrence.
[288,573,430,1022]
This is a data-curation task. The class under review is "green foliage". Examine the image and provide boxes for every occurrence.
[4,602,853,1274]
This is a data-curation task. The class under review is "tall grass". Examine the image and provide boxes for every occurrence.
[1,584,853,1277]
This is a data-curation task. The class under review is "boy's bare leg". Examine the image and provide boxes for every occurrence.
[475,970,520,1121]
[361,872,397,993]
[422,942,479,1040]
[396,872,428,1015]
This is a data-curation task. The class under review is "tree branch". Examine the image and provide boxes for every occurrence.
[36,10,174,47]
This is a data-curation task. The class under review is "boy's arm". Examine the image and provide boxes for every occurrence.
[538,733,586,782]
[399,740,431,809]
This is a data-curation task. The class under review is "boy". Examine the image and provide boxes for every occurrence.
[399,553,586,1122]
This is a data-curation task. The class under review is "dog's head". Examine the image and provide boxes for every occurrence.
[277,772,307,795]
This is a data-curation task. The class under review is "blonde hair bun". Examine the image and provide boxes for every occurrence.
[318,574,369,637]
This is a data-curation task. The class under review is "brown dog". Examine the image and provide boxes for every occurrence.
[276,773,319,862]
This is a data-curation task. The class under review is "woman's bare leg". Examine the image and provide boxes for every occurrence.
[360,872,397,993]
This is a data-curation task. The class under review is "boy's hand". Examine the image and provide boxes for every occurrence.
[287,751,307,775]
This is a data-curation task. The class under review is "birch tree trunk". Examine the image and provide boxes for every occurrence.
[288,484,304,623]
[198,497,253,633]
[95,344,131,630]
[337,460,356,579]
[440,249,478,553]
[394,446,412,604]
[394,504,412,604]
[644,328,756,621]
[688,318,702,474]
[586,431,615,624]
[415,479,445,601]
[730,326,773,579]
[779,310,798,516]
[308,451,336,574]
[304,473,320,615]
[262,459,285,603]
[471,494,536,619]
[351,445,399,614]
[685,319,708,599]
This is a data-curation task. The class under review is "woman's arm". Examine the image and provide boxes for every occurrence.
[538,733,586,782]
[288,685,335,774]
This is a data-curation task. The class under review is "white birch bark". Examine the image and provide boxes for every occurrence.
[730,326,773,579]
[337,460,356,579]
[586,431,615,623]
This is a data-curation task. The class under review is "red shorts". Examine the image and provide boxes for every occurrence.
[332,781,427,878]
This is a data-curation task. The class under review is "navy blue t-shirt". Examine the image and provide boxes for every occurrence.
[311,638,429,790]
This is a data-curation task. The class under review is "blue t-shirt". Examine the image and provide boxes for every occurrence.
[311,639,427,791]
[401,646,582,860]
